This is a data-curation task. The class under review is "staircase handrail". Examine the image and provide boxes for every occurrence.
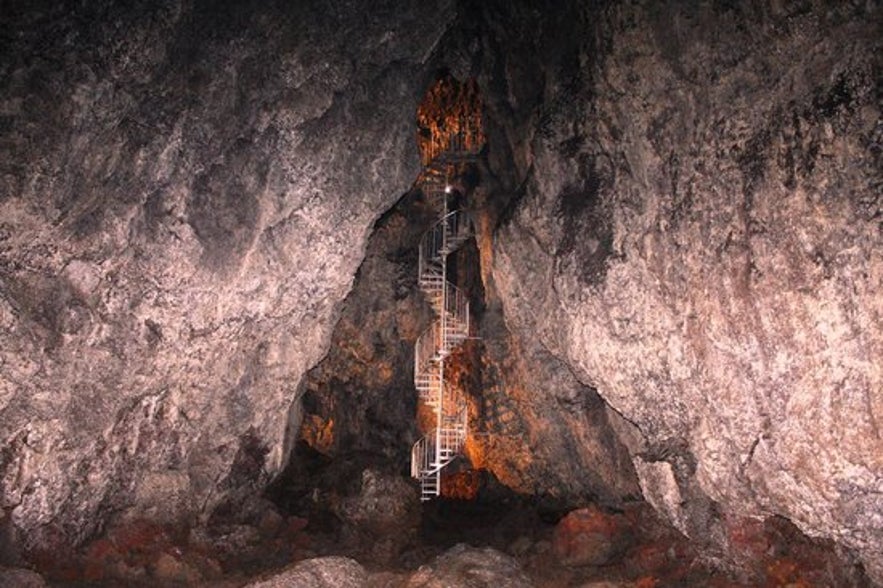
[426,128,483,163]
[442,281,469,337]
[418,209,472,278]
[414,321,442,384]
[411,435,436,477]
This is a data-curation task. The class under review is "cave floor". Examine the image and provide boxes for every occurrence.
[29,496,772,588]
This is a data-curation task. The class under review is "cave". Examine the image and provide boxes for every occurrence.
[1,1,881,586]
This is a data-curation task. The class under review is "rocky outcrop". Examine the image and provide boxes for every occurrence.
[245,556,367,588]
[297,189,436,464]
[0,567,46,588]
[0,0,454,554]
[405,544,532,588]
[245,546,531,588]
[478,0,882,581]
[334,468,421,564]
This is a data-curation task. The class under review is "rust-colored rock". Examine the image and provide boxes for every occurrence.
[552,507,631,567]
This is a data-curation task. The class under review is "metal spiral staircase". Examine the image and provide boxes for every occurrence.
[410,131,479,501]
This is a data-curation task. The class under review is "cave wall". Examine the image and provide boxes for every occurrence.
[407,1,643,509]
[472,0,882,579]
[298,189,437,467]
[0,0,454,553]
[2,0,881,580]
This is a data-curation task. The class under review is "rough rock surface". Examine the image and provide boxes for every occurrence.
[462,320,641,504]
[477,0,882,581]
[334,468,421,564]
[297,188,436,463]
[0,566,47,587]
[244,556,367,588]
[244,547,530,588]
[552,506,630,567]
[423,3,642,507]
[0,0,454,553]
[296,158,640,505]
[337,469,420,533]
[405,544,532,588]
[2,0,881,583]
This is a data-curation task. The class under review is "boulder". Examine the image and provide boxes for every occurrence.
[405,544,532,588]
[0,567,47,587]
[552,507,631,567]
[337,469,421,535]
[245,556,367,588]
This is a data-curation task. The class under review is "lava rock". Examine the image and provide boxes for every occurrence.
[405,544,532,588]
[335,468,421,563]
[367,570,410,587]
[552,507,631,567]
[337,468,421,534]
[0,0,455,556]
[0,567,47,587]
[477,0,883,581]
[152,551,200,585]
[244,556,367,588]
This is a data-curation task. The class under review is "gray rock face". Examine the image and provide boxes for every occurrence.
[336,469,420,534]
[405,544,532,588]
[0,0,454,552]
[481,0,882,581]
[244,556,367,588]
[0,567,47,588]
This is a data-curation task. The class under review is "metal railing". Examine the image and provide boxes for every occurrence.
[425,128,483,163]
[410,143,477,501]
[418,209,472,285]
[443,282,470,340]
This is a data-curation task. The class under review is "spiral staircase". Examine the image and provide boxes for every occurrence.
[410,131,479,501]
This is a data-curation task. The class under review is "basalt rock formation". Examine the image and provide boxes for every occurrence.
[1,0,881,584]
[1,0,453,556]
[466,0,882,581]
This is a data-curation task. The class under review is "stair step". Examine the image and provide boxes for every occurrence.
[415,378,441,387]
[413,171,477,503]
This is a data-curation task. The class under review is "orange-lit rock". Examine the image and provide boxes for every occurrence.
[765,558,808,587]
[724,514,770,567]
[417,74,485,165]
[300,415,335,456]
[552,506,632,567]
[441,469,482,501]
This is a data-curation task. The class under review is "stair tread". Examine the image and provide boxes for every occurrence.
[412,151,478,502]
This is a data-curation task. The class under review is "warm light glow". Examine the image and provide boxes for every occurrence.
[300,415,334,455]
[417,74,485,165]
[410,76,483,500]
[441,469,482,500]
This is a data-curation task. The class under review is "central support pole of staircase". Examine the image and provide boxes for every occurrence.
[410,112,483,501]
